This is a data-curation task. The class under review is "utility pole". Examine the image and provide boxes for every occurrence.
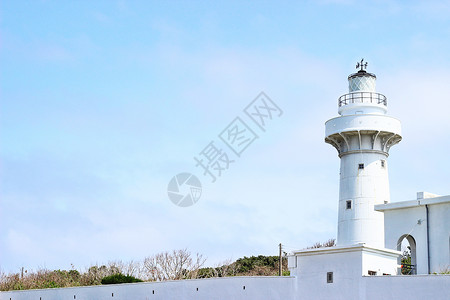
[279,243,282,276]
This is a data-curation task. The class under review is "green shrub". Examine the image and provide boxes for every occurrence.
[101,273,143,285]
[197,267,215,278]
[235,255,279,273]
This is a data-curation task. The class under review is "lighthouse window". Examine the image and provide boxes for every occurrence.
[358,163,364,169]
[381,160,385,168]
[346,200,352,209]
[327,272,333,283]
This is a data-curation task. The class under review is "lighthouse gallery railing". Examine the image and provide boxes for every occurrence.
[338,92,387,107]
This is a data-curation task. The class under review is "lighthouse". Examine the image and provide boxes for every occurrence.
[325,60,402,248]
[289,61,403,281]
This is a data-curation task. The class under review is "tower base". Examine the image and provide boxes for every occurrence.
[288,244,401,299]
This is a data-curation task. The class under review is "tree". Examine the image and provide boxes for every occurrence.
[101,273,143,284]
[306,238,336,249]
[143,249,206,281]
[401,246,413,275]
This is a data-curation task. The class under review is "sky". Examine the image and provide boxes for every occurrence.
[1,0,450,273]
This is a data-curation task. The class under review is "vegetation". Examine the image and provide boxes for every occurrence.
[0,262,142,291]
[306,238,336,249]
[433,267,450,275]
[1,240,335,291]
[198,255,288,278]
[142,249,206,281]
[101,273,143,284]
[401,246,413,275]
[0,269,82,291]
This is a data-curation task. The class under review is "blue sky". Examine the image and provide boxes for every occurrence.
[1,0,450,273]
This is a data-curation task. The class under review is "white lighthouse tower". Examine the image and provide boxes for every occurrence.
[325,60,402,248]
[288,61,403,287]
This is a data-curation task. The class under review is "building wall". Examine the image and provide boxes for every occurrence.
[362,275,449,300]
[379,196,450,274]
[382,203,428,274]
[429,202,450,272]
[292,249,363,300]
[0,276,296,300]
[2,274,449,300]
[361,249,398,276]
[289,244,400,300]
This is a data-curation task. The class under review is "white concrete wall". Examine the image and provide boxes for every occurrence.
[362,275,450,300]
[2,274,449,300]
[378,196,450,274]
[293,254,449,300]
[292,249,449,300]
[289,245,400,300]
[292,249,362,300]
[0,277,296,300]
[382,203,428,273]
[297,274,450,300]
[361,249,399,276]
[428,201,450,272]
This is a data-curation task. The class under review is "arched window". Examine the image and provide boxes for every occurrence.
[397,234,417,275]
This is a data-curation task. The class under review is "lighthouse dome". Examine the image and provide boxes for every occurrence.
[338,61,387,116]
[348,70,376,92]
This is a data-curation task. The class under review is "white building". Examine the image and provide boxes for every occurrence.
[286,61,450,299]
[1,62,449,300]
[376,191,450,275]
